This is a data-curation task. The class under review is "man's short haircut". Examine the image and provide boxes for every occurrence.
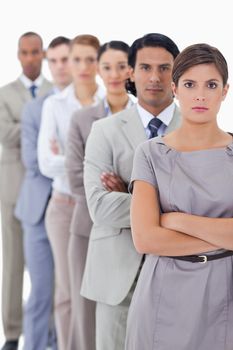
[18,31,43,48]
[48,36,71,49]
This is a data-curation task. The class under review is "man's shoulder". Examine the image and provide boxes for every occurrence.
[0,79,21,95]
[94,105,137,129]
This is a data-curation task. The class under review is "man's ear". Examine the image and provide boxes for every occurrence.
[129,67,135,82]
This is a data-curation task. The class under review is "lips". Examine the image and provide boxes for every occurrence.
[192,106,209,111]
[146,87,163,92]
[109,81,121,86]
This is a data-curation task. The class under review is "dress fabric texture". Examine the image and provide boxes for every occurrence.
[125,136,233,350]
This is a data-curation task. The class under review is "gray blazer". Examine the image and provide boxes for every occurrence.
[81,104,181,305]
[66,101,106,237]
[15,92,53,225]
[0,78,52,204]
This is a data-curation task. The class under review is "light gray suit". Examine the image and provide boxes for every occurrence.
[66,101,106,350]
[81,104,181,349]
[0,77,52,341]
[15,92,57,350]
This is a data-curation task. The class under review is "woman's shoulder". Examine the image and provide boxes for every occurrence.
[137,136,172,157]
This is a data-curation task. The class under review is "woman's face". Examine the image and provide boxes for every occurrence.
[172,63,229,125]
[69,44,98,85]
[98,49,130,95]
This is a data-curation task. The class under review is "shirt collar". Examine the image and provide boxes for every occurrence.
[60,83,106,108]
[19,74,44,88]
[137,101,175,129]
[103,95,135,116]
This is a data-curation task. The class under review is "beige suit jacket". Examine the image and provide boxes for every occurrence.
[81,104,181,305]
[0,78,52,204]
[66,101,106,237]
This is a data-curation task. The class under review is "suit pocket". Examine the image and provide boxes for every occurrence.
[90,226,122,240]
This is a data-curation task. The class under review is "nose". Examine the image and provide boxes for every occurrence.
[195,95,205,101]
[149,70,160,83]
[110,68,119,78]
[194,86,206,101]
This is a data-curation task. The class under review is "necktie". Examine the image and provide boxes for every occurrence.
[29,84,37,98]
[148,118,163,138]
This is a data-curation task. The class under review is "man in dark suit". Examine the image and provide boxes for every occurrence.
[15,36,72,350]
[0,32,52,350]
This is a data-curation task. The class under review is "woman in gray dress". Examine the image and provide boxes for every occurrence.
[125,43,233,350]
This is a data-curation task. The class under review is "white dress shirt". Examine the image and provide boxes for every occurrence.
[19,74,44,92]
[137,102,175,138]
[38,83,105,195]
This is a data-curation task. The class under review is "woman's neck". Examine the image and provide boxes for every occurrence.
[165,121,231,151]
[107,92,129,114]
[74,82,98,106]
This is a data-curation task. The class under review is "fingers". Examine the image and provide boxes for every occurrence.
[101,172,128,192]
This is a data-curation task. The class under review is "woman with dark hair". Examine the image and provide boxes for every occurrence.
[126,43,233,350]
[65,40,134,350]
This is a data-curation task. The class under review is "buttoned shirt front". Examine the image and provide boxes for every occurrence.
[38,83,105,195]
[19,74,44,91]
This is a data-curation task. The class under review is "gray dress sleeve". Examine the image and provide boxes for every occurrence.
[129,142,158,193]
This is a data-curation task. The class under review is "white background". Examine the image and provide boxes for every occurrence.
[0,0,233,347]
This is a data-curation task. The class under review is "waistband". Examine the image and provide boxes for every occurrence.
[168,250,233,263]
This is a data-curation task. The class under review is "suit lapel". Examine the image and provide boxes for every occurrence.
[14,79,30,103]
[120,105,147,150]
[92,100,106,121]
[14,78,52,101]
[38,79,52,96]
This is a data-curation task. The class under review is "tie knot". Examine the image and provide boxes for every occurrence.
[29,84,37,98]
[148,118,163,138]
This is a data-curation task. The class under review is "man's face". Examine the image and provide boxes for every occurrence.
[130,46,174,115]
[18,35,44,81]
[46,44,72,89]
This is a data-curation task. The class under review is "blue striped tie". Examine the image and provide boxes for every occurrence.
[148,118,163,138]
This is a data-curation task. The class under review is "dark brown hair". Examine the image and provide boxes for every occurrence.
[172,43,228,86]
[48,36,70,49]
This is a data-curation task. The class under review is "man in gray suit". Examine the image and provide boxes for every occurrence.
[15,36,72,350]
[0,32,52,350]
[81,33,181,350]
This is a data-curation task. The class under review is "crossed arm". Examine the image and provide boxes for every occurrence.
[130,180,233,256]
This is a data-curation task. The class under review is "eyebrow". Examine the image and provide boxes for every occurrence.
[182,78,221,82]
[101,61,127,65]
[138,63,172,67]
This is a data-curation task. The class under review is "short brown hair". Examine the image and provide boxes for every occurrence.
[48,36,70,49]
[70,34,100,51]
[172,43,228,86]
